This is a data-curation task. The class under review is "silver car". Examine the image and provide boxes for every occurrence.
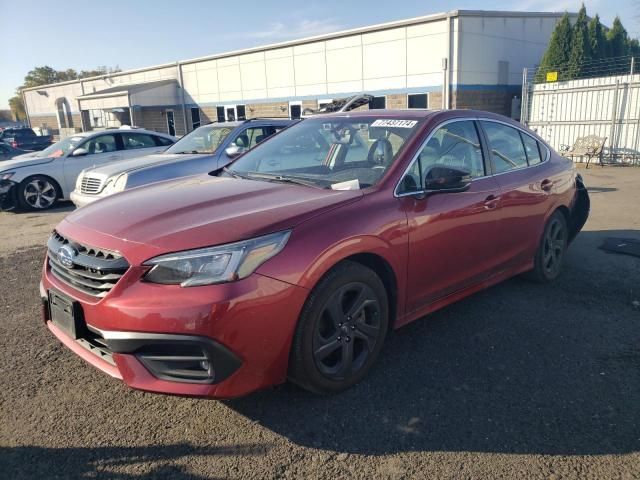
[0,127,175,211]
[70,119,294,208]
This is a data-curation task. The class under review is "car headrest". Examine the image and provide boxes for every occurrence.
[367,138,393,166]
[255,134,266,144]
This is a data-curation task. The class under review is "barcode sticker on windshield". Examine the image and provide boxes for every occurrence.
[371,119,418,128]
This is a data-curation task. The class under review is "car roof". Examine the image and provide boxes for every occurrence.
[312,109,438,120]
[67,128,174,139]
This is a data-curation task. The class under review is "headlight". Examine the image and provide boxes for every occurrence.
[1,172,15,181]
[102,173,128,195]
[143,230,291,287]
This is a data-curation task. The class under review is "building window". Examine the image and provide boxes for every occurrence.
[289,102,302,119]
[191,108,201,130]
[216,106,225,123]
[408,94,428,109]
[237,105,246,121]
[370,96,386,109]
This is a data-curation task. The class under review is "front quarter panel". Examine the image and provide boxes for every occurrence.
[256,191,409,319]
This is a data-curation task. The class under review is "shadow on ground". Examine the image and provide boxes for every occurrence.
[0,443,266,479]
[227,230,640,456]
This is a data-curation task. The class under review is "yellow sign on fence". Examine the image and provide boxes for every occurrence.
[546,71,558,82]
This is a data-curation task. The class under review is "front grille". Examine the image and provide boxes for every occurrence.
[80,175,104,194]
[47,231,129,298]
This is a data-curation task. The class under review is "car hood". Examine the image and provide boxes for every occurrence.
[65,174,362,253]
[84,153,204,177]
[0,154,54,171]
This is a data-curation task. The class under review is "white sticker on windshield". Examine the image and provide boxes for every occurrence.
[331,179,360,191]
[371,119,418,128]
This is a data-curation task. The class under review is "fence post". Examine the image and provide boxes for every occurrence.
[631,57,635,76]
[609,80,620,160]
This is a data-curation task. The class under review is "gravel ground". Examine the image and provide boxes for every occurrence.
[1,167,639,479]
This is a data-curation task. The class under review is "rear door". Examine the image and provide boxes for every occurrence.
[119,132,167,159]
[479,120,553,269]
[62,133,122,194]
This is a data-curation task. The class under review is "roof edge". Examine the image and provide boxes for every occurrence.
[23,9,575,93]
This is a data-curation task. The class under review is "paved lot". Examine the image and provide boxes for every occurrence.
[1,167,639,479]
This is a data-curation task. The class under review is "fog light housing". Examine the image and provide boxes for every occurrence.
[136,344,216,383]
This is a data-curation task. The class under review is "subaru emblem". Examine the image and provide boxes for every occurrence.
[57,245,77,268]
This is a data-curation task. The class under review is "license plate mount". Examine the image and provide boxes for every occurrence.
[49,290,80,339]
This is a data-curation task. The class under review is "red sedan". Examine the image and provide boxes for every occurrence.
[41,109,589,398]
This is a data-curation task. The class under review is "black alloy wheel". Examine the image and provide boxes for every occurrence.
[289,261,389,394]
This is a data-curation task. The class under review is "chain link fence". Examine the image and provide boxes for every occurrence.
[522,56,640,165]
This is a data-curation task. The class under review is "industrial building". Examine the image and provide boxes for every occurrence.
[23,10,571,138]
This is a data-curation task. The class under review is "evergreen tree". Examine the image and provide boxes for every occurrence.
[567,5,592,78]
[606,17,628,57]
[588,14,607,60]
[537,13,573,81]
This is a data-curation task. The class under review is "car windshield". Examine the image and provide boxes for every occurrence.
[226,117,422,189]
[165,125,235,154]
[37,136,85,158]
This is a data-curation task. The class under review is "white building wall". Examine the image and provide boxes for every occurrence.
[457,15,561,86]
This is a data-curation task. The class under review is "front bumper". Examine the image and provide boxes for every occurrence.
[0,180,18,211]
[41,254,309,398]
[70,189,103,208]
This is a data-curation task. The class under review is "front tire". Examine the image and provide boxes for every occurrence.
[17,175,59,211]
[527,210,568,283]
[289,261,389,394]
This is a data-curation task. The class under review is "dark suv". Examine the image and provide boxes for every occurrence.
[0,127,52,151]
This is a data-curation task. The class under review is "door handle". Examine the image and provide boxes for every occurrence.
[483,194,500,210]
[107,155,120,161]
[541,179,554,192]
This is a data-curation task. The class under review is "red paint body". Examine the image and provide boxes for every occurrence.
[41,110,583,398]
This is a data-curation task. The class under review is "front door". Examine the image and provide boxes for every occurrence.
[398,120,504,313]
[166,110,176,136]
[63,133,122,194]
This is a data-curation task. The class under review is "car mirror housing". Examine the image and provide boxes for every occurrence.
[225,144,245,159]
[72,147,89,157]
[424,166,472,193]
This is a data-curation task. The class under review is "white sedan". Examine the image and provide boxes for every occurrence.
[0,127,175,210]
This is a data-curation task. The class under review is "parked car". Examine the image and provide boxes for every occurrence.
[0,143,29,161]
[0,128,175,211]
[41,109,589,398]
[0,127,52,151]
[70,119,295,207]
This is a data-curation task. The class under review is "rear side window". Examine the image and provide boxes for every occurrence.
[481,121,528,173]
[520,132,542,165]
[121,132,157,150]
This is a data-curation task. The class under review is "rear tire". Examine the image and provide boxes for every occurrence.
[288,261,389,394]
[526,210,568,283]
[17,175,60,211]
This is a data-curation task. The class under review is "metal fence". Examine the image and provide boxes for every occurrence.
[521,56,640,165]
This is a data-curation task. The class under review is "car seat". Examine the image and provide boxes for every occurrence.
[235,134,249,148]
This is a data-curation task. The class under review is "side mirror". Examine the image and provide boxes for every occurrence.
[225,144,245,158]
[424,166,472,193]
[72,147,88,157]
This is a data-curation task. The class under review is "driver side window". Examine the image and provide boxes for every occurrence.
[399,120,484,194]
[82,134,117,155]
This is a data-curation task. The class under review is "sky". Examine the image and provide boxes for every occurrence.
[0,0,638,110]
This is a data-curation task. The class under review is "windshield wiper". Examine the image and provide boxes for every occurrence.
[246,172,321,188]
[222,167,252,180]
[173,150,208,154]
